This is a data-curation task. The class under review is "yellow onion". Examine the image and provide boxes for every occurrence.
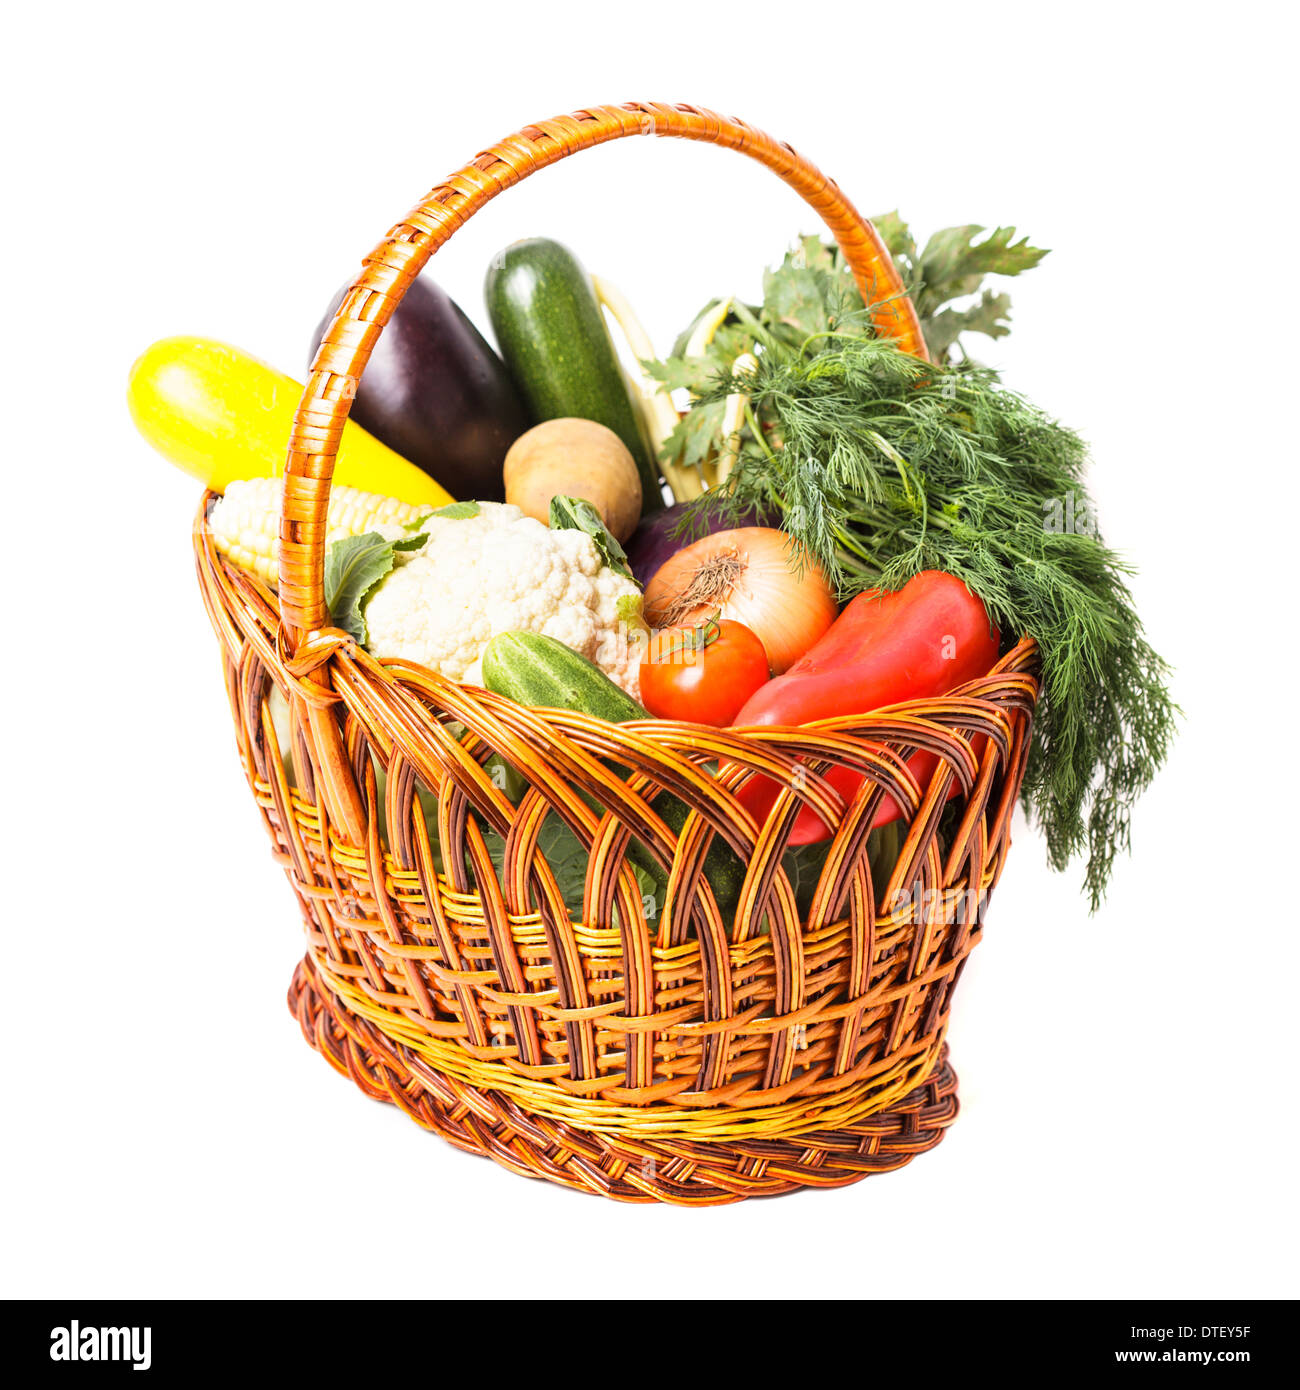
[643,527,836,674]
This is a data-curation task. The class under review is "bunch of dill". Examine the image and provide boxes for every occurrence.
[654,239,1175,908]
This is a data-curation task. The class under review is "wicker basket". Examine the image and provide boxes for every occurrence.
[193,102,1040,1205]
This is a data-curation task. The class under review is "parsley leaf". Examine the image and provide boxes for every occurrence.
[872,213,1049,360]
[925,289,1015,362]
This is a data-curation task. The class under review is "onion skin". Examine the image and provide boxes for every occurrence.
[643,527,837,674]
[624,501,775,590]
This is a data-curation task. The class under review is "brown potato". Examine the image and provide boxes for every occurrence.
[503,417,643,541]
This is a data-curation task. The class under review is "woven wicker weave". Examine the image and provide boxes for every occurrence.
[193,102,1040,1204]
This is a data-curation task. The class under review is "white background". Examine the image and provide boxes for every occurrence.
[4,1,1297,1301]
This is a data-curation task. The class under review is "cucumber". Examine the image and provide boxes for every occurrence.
[481,632,745,914]
[484,631,646,723]
[484,239,664,514]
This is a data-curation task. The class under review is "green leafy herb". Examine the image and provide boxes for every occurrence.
[660,397,727,475]
[324,529,426,644]
[657,239,1174,909]
[548,495,634,579]
[644,238,877,409]
[872,213,1049,362]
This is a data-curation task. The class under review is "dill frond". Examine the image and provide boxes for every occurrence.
[680,328,1175,910]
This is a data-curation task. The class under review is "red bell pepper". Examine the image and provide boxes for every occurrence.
[733,570,999,843]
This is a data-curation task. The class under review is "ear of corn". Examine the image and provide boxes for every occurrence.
[208,478,427,587]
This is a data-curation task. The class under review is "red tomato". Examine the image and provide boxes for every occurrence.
[640,618,770,726]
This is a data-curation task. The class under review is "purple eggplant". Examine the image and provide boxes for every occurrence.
[310,277,530,502]
[626,500,777,589]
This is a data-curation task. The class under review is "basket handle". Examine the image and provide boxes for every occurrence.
[278,101,927,643]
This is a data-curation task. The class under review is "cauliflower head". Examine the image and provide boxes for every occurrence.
[364,502,643,697]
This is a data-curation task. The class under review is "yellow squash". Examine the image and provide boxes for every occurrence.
[127,336,455,507]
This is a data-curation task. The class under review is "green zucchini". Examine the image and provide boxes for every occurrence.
[481,632,745,914]
[484,238,664,514]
